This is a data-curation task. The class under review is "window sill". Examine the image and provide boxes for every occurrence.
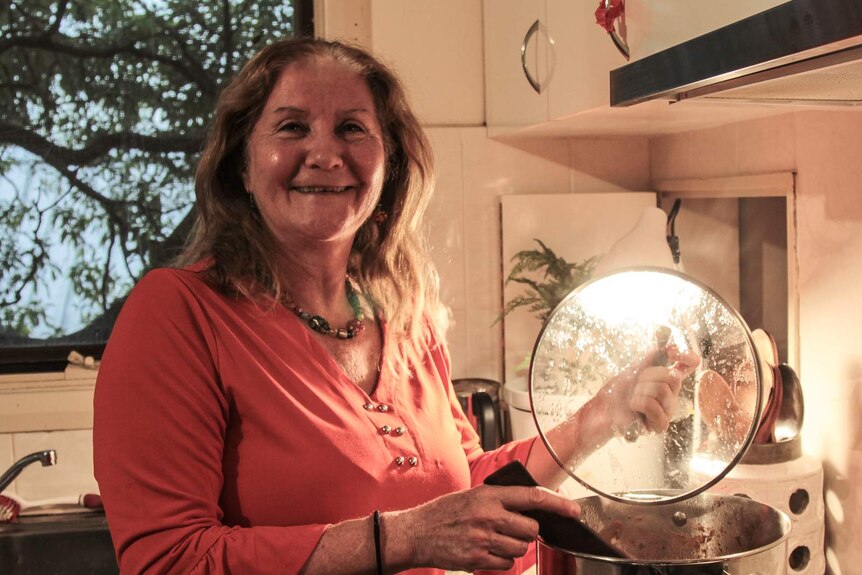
[0,365,98,433]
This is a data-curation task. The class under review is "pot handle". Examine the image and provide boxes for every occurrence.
[484,462,629,559]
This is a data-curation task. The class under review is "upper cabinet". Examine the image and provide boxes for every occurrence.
[484,0,626,136]
[483,0,800,138]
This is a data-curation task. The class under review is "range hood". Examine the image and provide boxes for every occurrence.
[610,0,862,107]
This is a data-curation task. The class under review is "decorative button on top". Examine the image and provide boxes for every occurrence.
[380,425,391,435]
[408,457,418,466]
[394,427,405,436]
[377,404,390,412]
[363,403,374,411]
[394,456,405,466]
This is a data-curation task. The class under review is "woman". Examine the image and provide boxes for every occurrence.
[93,38,691,575]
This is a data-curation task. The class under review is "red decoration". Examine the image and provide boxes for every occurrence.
[595,0,624,33]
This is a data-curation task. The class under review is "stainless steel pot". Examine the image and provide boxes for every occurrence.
[537,492,790,574]
[528,269,792,573]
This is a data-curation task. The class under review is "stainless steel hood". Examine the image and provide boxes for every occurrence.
[610,0,862,107]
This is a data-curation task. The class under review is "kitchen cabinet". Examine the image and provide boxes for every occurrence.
[483,0,626,136]
[483,0,797,138]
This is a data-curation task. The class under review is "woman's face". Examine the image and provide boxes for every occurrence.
[242,56,386,250]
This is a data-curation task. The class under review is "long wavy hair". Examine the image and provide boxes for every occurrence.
[179,37,448,359]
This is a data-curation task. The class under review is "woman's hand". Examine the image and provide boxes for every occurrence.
[600,343,701,437]
[384,484,580,573]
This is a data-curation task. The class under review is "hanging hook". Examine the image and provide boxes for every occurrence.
[666,199,682,264]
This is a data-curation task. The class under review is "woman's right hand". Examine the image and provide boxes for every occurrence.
[384,484,580,573]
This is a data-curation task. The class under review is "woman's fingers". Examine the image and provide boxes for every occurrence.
[406,484,578,572]
[630,366,684,432]
[498,485,581,519]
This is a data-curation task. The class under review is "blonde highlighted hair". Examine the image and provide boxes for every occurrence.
[179,37,448,361]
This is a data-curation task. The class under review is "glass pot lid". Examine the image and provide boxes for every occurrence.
[529,268,762,505]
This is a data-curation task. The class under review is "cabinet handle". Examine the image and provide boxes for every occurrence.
[604,0,630,60]
[521,19,543,94]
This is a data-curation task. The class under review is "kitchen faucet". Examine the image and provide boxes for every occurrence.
[0,449,57,493]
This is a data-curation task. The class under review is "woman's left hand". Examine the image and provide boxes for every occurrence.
[601,343,701,437]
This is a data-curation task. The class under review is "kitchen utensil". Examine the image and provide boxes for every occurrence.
[751,328,778,420]
[697,369,754,445]
[530,268,762,504]
[484,461,628,559]
[527,268,790,573]
[537,492,790,573]
[774,363,805,442]
[754,364,784,443]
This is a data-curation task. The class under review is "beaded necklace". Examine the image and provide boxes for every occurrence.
[285,278,366,339]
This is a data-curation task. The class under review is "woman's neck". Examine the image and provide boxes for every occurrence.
[277,242,355,313]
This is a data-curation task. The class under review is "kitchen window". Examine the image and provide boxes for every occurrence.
[0,0,313,373]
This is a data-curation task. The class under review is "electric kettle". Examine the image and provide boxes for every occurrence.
[453,378,503,451]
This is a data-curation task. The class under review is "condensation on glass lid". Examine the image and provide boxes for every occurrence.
[529,268,761,504]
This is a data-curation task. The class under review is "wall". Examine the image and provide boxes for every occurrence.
[0,0,651,513]
[651,110,862,575]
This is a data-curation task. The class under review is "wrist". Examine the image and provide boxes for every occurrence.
[378,509,418,573]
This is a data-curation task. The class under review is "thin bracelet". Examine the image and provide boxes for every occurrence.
[373,510,384,575]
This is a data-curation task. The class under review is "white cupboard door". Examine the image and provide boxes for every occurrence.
[484,0,550,133]
[547,0,628,120]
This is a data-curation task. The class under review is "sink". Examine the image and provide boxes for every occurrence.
[0,512,118,574]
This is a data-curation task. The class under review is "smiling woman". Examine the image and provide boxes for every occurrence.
[0,0,313,373]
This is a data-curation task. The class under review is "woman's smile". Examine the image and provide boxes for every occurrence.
[290,185,356,194]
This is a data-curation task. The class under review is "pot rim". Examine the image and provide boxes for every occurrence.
[537,492,792,565]
[537,528,791,566]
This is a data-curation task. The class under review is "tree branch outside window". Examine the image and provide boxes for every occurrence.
[0,0,309,370]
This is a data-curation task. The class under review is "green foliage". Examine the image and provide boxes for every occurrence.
[0,0,301,341]
[499,239,599,323]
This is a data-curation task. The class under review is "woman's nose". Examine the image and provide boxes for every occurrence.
[304,134,344,170]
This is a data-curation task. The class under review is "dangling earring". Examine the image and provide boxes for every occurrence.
[372,202,388,224]
[248,192,257,211]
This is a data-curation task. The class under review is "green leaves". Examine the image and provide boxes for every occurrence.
[500,239,599,323]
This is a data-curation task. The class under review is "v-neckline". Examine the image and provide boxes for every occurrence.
[284,307,390,402]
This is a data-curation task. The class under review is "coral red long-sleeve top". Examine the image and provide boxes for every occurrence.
[93,265,536,574]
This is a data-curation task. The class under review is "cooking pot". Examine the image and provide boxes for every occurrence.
[453,378,503,451]
[528,268,791,574]
[537,492,790,574]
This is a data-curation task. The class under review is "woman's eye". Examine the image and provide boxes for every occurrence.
[278,122,307,134]
[340,122,367,140]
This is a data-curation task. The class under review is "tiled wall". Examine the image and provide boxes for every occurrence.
[425,128,650,381]
[651,109,862,575]
[0,128,650,500]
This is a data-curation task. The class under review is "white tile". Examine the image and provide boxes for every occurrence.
[426,128,466,309]
[0,434,14,493]
[569,138,651,192]
[651,132,694,181]
[461,130,570,311]
[464,307,504,382]
[736,113,796,175]
[371,0,484,126]
[12,430,98,500]
[446,308,468,380]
